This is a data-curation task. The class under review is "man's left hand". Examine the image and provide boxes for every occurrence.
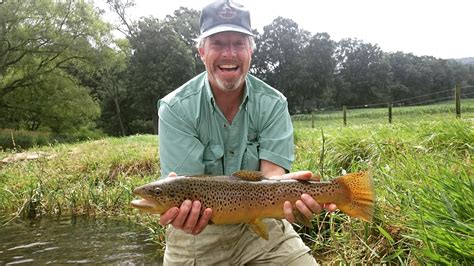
[270,171,337,223]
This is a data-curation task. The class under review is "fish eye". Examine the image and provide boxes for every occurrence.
[154,187,162,195]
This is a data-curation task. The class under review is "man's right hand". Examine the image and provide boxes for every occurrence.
[158,172,213,235]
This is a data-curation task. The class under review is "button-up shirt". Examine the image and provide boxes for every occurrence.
[158,72,294,177]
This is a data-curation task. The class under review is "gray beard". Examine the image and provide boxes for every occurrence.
[215,75,245,92]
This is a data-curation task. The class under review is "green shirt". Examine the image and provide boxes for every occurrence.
[157,72,294,176]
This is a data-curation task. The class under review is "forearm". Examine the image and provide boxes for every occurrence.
[260,159,286,178]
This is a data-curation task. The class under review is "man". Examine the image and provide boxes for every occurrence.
[157,0,335,264]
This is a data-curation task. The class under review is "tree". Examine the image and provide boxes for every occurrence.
[127,18,195,134]
[1,70,100,132]
[0,0,110,131]
[300,32,337,110]
[335,38,391,107]
[94,39,130,136]
[165,7,204,74]
[252,17,310,113]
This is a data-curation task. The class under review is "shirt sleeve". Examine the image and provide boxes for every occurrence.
[258,100,294,171]
[158,100,205,176]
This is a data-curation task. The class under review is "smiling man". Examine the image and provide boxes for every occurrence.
[156,0,335,265]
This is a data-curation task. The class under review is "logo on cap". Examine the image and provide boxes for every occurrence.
[218,4,236,19]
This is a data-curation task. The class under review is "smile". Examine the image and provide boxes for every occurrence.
[219,64,239,71]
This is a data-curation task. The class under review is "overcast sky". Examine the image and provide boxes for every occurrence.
[98,0,473,59]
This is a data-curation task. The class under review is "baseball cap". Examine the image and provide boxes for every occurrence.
[199,0,254,38]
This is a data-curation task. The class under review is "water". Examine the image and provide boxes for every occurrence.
[0,216,163,265]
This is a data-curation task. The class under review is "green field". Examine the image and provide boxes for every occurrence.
[0,104,473,264]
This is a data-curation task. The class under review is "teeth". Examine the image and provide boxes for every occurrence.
[220,64,237,69]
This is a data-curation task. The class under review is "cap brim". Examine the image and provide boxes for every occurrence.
[201,24,254,38]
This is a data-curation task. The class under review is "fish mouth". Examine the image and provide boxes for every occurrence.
[130,199,162,214]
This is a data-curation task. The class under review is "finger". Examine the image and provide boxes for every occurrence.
[323,203,337,212]
[193,208,213,235]
[171,200,192,229]
[273,171,313,181]
[283,201,295,223]
[183,201,202,234]
[159,207,179,226]
[295,199,314,220]
[301,194,323,214]
[168,172,177,177]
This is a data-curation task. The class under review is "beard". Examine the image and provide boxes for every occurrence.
[214,74,245,92]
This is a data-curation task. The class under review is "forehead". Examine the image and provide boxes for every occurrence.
[208,31,249,41]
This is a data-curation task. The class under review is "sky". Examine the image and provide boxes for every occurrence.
[97,0,473,59]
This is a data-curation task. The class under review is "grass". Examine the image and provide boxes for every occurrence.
[292,98,474,128]
[292,118,473,264]
[0,105,473,264]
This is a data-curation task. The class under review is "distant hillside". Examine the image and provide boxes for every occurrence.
[455,57,474,65]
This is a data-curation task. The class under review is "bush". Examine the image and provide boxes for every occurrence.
[0,129,51,150]
[52,127,106,143]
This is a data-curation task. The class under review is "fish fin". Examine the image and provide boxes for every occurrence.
[293,209,313,228]
[335,171,375,222]
[232,170,264,181]
[248,219,269,240]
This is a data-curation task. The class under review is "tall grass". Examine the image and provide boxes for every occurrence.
[0,135,158,220]
[0,116,472,263]
[293,118,473,264]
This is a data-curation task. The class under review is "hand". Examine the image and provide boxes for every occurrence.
[158,172,213,235]
[271,171,337,223]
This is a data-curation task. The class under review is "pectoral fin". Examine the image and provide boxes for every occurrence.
[248,219,269,240]
[293,209,313,228]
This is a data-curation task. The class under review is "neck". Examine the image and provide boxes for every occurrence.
[211,86,245,124]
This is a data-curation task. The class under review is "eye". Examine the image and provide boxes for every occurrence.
[211,40,223,47]
[154,187,162,195]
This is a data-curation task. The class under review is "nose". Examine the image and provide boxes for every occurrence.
[222,44,237,57]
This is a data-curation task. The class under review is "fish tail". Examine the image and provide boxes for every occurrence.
[336,171,375,222]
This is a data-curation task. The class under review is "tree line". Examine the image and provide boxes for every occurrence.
[1,0,473,137]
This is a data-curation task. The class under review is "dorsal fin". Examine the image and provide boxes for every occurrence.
[232,170,264,181]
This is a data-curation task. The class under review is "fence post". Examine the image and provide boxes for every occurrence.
[343,105,347,126]
[388,100,393,124]
[311,112,315,128]
[455,84,461,118]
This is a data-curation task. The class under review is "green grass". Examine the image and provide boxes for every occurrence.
[292,98,474,128]
[0,109,473,264]
[292,118,473,264]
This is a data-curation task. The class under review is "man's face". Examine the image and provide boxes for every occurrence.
[199,31,253,92]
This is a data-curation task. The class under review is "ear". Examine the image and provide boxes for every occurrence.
[198,47,206,62]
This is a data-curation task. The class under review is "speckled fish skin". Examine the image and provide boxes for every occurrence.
[131,171,375,224]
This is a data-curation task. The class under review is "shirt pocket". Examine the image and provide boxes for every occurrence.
[242,132,259,171]
[203,144,224,175]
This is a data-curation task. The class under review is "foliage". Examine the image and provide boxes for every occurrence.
[1,0,474,137]
[126,17,196,134]
[1,110,472,263]
[252,17,311,113]
[292,117,473,264]
[0,129,51,150]
[335,39,391,106]
[164,7,204,74]
[0,0,110,132]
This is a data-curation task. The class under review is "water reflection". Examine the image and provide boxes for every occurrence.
[0,216,162,265]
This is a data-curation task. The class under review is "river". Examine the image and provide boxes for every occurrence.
[0,216,163,265]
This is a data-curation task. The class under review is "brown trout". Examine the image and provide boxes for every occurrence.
[131,171,375,240]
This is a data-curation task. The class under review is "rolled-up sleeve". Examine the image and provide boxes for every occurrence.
[158,101,205,176]
[258,101,294,171]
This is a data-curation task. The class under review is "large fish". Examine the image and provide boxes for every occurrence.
[131,171,375,240]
